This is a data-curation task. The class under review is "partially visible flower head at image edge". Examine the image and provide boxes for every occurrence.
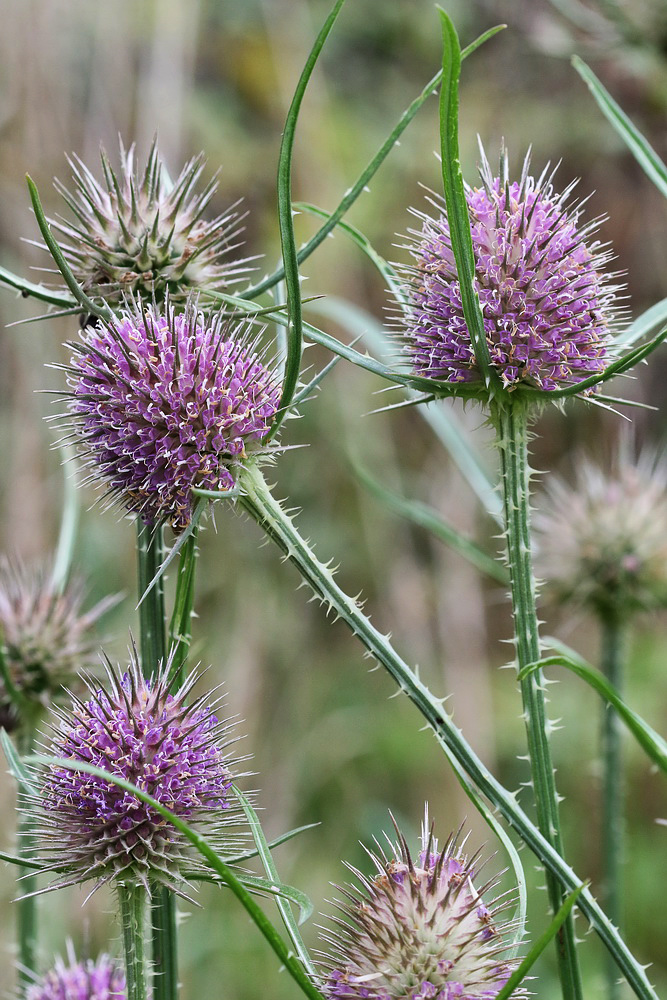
[319,809,522,1000]
[25,947,125,1000]
[0,558,114,733]
[59,301,281,532]
[399,145,624,394]
[534,441,667,620]
[33,648,248,894]
[50,139,253,308]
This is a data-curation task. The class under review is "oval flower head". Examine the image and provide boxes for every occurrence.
[33,646,247,897]
[26,948,125,1000]
[61,301,281,531]
[534,442,667,620]
[51,139,251,308]
[0,557,115,733]
[320,812,521,1000]
[401,145,621,394]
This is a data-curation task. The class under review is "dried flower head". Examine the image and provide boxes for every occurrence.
[400,145,621,393]
[26,948,125,1000]
[51,139,251,307]
[534,443,667,619]
[0,559,113,733]
[320,812,519,1000]
[59,301,280,531]
[34,647,246,895]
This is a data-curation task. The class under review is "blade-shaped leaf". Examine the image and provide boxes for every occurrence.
[572,57,667,201]
[351,457,507,584]
[616,296,667,348]
[269,0,346,439]
[520,640,667,774]
[1,729,37,796]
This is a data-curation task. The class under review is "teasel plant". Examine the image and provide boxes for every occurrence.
[534,441,667,1000]
[1,2,666,1000]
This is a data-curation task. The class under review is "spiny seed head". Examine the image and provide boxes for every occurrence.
[320,811,521,1000]
[534,442,667,619]
[60,300,281,531]
[399,144,622,394]
[25,948,125,1000]
[50,139,251,308]
[0,558,114,733]
[33,647,247,895]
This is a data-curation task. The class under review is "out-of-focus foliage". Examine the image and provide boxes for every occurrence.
[0,2,665,999]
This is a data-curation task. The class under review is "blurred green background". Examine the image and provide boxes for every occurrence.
[0,0,666,998]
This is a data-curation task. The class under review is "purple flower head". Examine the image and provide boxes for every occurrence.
[51,138,252,308]
[62,301,281,531]
[0,557,115,733]
[26,948,125,1000]
[35,646,247,894]
[534,439,667,619]
[320,811,521,1000]
[401,145,622,394]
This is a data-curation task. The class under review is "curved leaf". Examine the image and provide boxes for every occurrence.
[616,296,667,348]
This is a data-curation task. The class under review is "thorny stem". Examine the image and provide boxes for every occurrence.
[491,399,583,1000]
[17,721,38,998]
[237,462,657,1000]
[118,882,148,1000]
[600,612,626,1000]
[136,522,177,1000]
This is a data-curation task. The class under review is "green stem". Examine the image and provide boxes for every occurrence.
[237,463,657,1000]
[600,613,626,1000]
[167,527,199,690]
[135,522,176,1000]
[118,883,148,1000]
[492,399,583,1000]
[17,722,38,997]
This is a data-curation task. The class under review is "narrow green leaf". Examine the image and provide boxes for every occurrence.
[352,458,507,584]
[167,526,199,690]
[520,641,667,773]
[50,443,79,594]
[1,729,37,796]
[269,0,346,439]
[242,24,505,301]
[0,850,45,870]
[437,10,493,387]
[233,786,318,975]
[494,882,588,1000]
[290,355,341,408]
[26,177,111,322]
[572,56,667,201]
[616,296,667,348]
[27,755,325,1000]
[136,499,206,611]
[0,264,76,309]
[223,822,320,864]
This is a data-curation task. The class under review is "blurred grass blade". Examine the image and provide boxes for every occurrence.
[437,10,493,387]
[27,754,326,1000]
[435,735,526,954]
[0,264,76,309]
[616,296,667,348]
[269,0,346,440]
[51,443,79,595]
[521,641,667,773]
[234,786,318,975]
[494,882,588,1000]
[223,822,320,865]
[26,176,111,322]
[351,457,506,584]
[1,730,37,796]
[572,56,667,201]
[242,24,505,301]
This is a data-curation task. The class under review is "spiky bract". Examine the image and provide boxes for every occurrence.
[401,147,620,393]
[534,443,667,619]
[320,815,519,1000]
[26,949,125,1000]
[35,649,246,894]
[51,140,250,307]
[62,301,280,530]
[0,558,112,732]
